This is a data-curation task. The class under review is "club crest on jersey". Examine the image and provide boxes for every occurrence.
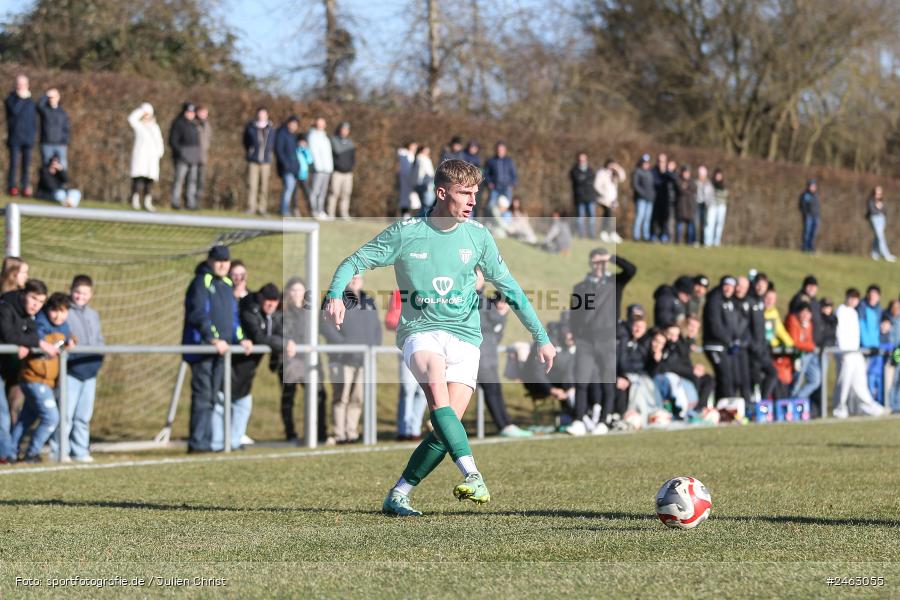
[458,248,473,264]
[432,276,454,296]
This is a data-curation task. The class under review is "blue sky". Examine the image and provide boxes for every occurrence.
[0,0,409,92]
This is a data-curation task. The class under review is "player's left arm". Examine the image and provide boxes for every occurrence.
[478,233,555,371]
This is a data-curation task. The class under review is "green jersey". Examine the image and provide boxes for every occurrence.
[326,217,550,349]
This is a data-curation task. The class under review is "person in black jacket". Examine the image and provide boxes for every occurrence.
[703,276,738,401]
[615,315,659,421]
[651,153,675,242]
[37,88,70,169]
[631,154,655,241]
[214,283,283,451]
[168,102,201,209]
[0,280,55,463]
[570,152,597,239]
[320,274,381,444]
[327,121,356,219]
[738,276,778,403]
[5,74,37,196]
[819,298,837,347]
[182,245,252,453]
[475,269,532,437]
[567,248,638,434]
[653,275,692,327]
[275,277,328,443]
[243,107,275,215]
[275,116,301,217]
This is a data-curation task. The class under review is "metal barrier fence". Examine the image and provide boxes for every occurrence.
[0,342,889,463]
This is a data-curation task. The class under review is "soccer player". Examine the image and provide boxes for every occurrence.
[324,159,556,516]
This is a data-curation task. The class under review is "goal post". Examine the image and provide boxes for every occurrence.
[3,203,322,448]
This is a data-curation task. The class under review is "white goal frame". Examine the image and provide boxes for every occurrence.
[4,203,322,448]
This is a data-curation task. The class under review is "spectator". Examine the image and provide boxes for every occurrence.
[858,285,883,400]
[687,275,709,317]
[785,303,821,401]
[319,274,381,444]
[790,275,825,348]
[396,141,418,218]
[182,245,251,453]
[653,275,693,327]
[195,105,212,206]
[542,210,572,255]
[12,291,72,462]
[275,116,301,217]
[567,248,637,435]
[295,134,315,217]
[440,135,465,163]
[703,276,739,401]
[127,103,165,212]
[36,155,80,207]
[462,140,483,217]
[799,179,820,253]
[0,257,28,293]
[833,288,886,418]
[242,107,275,216]
[732,276,755,403]
[327,121,355,219]
[0,279,55,463]
[507,196,538,244]
[871,316,893,407]
[275,277,328,443]
[485,142,517,211]
[887,299,900,412]
[594,158,626,243]
[229,260,249,301]
[705,168,728,246]
[37,88,70,169]
[475,270,533,437]
[742,274,778,402]
[307,117,333,220]
[651,324,710,418]
[570,152,596,239]
[819,298,838,348]
[218,283,283,451]
[169,102,201,210]
[694,165,714,246]
[674,165,696,244]
[616,315,660,425]
[763,286,795,396]
[386,288,426,441]
[409,145,435,215]
[867,186,894,262]
[651,154,675,242]
[61,275,103,463]
[631,154,655,241]
[5,74,37,196]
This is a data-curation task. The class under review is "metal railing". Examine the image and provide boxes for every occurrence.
[0,342,891,463]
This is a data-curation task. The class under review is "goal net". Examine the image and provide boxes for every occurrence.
[4,204,318,446]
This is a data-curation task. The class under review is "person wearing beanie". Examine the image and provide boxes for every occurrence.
[653,275,693,328]
[127,102,164,212]
[168,102,201,209]
[182,244,252,453]
[327,121,355,219]
[799,179,820,253]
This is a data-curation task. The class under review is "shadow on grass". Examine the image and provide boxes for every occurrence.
[2,500,898,528]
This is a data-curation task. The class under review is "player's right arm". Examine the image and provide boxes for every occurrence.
[324,221,404,328]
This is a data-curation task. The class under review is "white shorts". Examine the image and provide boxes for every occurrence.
[402,330,481,390]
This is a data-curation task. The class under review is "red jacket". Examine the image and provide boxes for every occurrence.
[785,314,815,353]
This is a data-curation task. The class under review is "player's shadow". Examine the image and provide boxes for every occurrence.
[0,498,377,516]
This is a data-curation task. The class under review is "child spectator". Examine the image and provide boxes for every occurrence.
[36,154,80,207]
[0,257,29,293]
[63,275,104,462]
[12,292,73,462]
[295,135,314,217]
[785,303,821,401]
[819,298,838,347]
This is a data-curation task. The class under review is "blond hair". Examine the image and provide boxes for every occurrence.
[434,158,483,190]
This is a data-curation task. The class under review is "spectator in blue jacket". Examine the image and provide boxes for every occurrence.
[4,74,37,196]
[37,88,70,169]
[799,179,820,253]
[275,116,300,217]
[242,107,275,215]
[485,142,517,211]
[59,275,103,462]
[858,284,883,401]
[182,245,252,453]
[295,134,314,217]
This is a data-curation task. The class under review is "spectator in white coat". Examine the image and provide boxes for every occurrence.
[833,288,887,418]
[127,103,165,212]
[307,117,333,220]
[593,158,626,243]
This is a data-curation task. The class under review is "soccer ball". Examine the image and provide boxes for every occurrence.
[655,476,712,530]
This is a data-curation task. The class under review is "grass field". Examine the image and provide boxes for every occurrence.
[1,416,899,598]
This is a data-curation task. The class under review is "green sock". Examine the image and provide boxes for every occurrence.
[430,405,472,462]
[400,431,448,486]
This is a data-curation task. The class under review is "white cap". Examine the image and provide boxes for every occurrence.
[140,102,154,116]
